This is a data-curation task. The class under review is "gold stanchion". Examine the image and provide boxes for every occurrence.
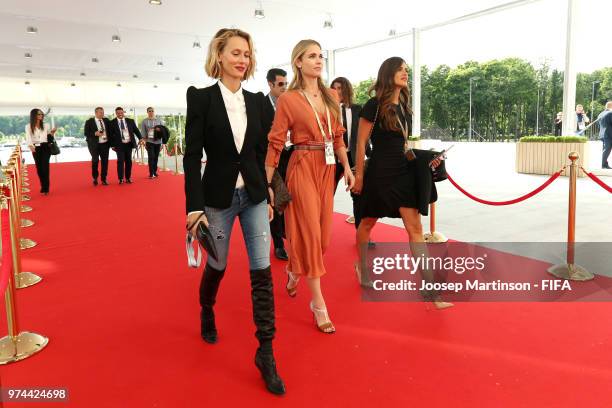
[139,144,147,166]
[423,202,448,243]
[161,144,170,171]
[3,167,37,251]
[173,144,183,175]
[3,176,41,288]
[547,152,593,281]
[0,187,48,364]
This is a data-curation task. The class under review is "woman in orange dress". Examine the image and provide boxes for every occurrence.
[265,39,355,333]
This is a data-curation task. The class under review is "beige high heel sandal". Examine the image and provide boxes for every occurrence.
[285,268,299,298]
[309,301,335,334]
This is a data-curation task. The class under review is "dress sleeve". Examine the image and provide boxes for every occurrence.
[265,93,292,168]
[359,98,378,122]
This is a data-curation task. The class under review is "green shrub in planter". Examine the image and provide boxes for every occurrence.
[519,135,588,143]
[408,136,420,141]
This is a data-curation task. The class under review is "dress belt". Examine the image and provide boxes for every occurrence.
[293,141,325,151]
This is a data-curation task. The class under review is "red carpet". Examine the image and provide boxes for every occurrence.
[1,161,612,407]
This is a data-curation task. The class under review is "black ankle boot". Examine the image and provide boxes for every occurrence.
[199,264,225,344]
[250,267,285,395]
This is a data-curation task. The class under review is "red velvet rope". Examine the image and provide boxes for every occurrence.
[446,170,563,206]
[582,168,612,193]
[0,207,12,295]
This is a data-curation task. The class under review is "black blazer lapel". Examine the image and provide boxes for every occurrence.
[212,83,240,157]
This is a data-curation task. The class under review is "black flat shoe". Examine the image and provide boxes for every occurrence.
[126,179,133,184]
[93,179,98,186]
[102,180,109,186]
[274,247,288,261]
[255,350,286,395]
[119,179,124,184]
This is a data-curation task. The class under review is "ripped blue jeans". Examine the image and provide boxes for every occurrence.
[204,188,271,270]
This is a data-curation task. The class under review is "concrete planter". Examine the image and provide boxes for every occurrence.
[515,142,588,178]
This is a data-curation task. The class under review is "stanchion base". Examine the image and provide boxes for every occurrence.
[547,264,594,281]
[16,272,43,288]
[21,219,34,228]
[20,238,37,249]
[173,171,184,175]
[162,167,171,171]
[21,205,32,212]
[424,231,448,243]
[0,332,49,364]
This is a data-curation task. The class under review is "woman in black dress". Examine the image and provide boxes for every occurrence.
[351,57,452,309]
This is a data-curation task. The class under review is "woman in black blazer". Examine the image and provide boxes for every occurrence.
[183,28,284,396]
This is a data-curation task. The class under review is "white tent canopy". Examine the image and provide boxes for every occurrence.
[0,0,609,116]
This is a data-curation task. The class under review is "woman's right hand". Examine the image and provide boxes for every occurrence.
[187,211,208,236]
[351,175,363,195]
[28,145,35,153]
[268,186,275,208]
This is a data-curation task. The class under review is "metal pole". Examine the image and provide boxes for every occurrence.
[561,0,578,135]
[412,28,421,138]
[547,152,593,281]
[469,79,473,142]
[536,86,541,136]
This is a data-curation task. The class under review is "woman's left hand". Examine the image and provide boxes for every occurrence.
[343,166,355,191]
[50,128,57,135]
[268,204,274,222]
[430,158,442,168]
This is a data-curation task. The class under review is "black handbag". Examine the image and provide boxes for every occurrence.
[271,169,291,213]
[48,135,60,155]
[196,222,219,262]
[412,149,448,182]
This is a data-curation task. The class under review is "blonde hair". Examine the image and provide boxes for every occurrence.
[205,28,256,80]
[288,39,339,119]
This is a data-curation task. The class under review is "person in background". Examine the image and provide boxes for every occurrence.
[84,107,111,186]
[576,105,590,134]
[554,112,563,136]
[25,108,55,195]
[330,76,371,227]
[598,101,612,169]
[141,107,164,179]
[184,28,285,395]
[109,107,142,184]
[262,68,290,261]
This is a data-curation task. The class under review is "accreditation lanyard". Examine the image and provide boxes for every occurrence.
[301,91,335,165]
[397,104,416,160]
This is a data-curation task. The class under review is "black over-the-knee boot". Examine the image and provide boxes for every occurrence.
[250,266,286,395]
[199,264,225,344]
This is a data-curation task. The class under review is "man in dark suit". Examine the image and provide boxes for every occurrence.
[598,101,612,169]
[331,77,372,228]
[261,68,290,261]
[84,107,111,185]
[109,107,142,184]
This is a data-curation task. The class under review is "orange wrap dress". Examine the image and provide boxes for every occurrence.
[265,90,345,278]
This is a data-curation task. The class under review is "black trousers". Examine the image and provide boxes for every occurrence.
[603,137,612,168]
[146,142,162,176]
[33,144,51,193]
[116,143,134,181]
[334,154,363,229]
[88,142,110,181]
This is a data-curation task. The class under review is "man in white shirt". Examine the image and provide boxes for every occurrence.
[84,107,112,185]
[109,107,142,184]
